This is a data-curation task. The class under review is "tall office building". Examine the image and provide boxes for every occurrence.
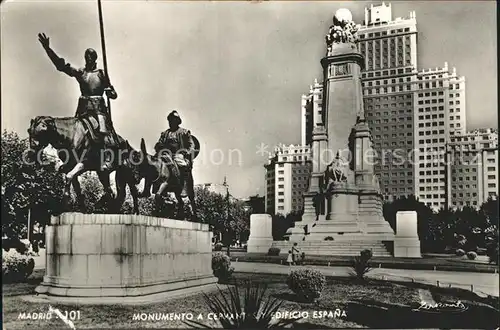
[414,63,466,209]
[357,3,470,210]
[448,129,498,209]
[265,144,311,215]
[357,2,418,201]
[301,80,323,146]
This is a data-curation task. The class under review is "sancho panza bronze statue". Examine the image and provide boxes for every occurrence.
[38,33,119,170]
[154,110,197,198]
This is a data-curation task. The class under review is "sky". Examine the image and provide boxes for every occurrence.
[1,0,497,199]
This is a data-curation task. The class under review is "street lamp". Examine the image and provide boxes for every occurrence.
[223,176,231,256]
[444,142,452,212]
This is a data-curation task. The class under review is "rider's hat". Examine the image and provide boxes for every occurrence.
[167,110,182,125]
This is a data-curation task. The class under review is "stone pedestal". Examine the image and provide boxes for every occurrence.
[35,213,218,304]
[247,214,273,253]
[394,211,422,258]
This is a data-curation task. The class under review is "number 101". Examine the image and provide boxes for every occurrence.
[62,311,81,320]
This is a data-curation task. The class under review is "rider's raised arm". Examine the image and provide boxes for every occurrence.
[38,33,80,77]
[43,46,81,78]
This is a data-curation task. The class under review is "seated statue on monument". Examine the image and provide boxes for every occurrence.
[38,33,120,171]
[323,153,354,195]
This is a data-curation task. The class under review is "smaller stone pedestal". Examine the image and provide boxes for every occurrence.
[394,211,421,258]
[247,214,273,253]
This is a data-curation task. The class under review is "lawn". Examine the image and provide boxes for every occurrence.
[2,269,498,329]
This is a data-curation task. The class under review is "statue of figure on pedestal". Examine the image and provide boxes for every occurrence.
[136,110,200,220]
[325,8,359,52]
[38,33,119,171]
[324,156,347,185]
[323,154,354,196]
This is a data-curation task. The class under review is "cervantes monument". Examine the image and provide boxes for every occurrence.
[277,9,395,256]
[30,1,217,305]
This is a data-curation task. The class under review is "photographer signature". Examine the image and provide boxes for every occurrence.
[412,300,468,313]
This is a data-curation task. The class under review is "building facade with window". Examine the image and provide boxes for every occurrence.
[357,2,418,201]
[301,79,323,146]
[265,145,311,215]
[414,63,467,210]
[448,129,498,209]
[357,3,469,209]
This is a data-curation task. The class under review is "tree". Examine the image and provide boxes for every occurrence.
[70,172,112,214]
[272,213,287,240]
[433,208,457,251]
[480,197,499,264]
[194,187,250,249]
[221,199,251,254]
[195,187,226,238]
[271,210,302,241]
[247,194,265,214]
[228,199,250,243]
[454,206,488,251]
[480,197,499,230]
[1,130,65,241]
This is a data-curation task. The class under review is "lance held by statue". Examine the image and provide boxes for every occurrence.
[38,33,119,171]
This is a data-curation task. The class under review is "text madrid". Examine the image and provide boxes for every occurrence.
[131,310,347,321]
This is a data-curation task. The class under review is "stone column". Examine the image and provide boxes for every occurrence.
[321,43,365,166]
[394,211,422,258]
[247,214,273,253]
[352,118,377,188]
[303,126,328,222]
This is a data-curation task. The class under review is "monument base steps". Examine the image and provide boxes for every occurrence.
[272,239,392,257]
[28,282,220,305]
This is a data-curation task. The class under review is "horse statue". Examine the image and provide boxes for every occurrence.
[28,115,140,214]
[135,138,198,220]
